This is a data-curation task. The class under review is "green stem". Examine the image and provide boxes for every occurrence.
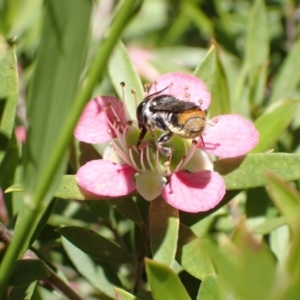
[0,0,141,295]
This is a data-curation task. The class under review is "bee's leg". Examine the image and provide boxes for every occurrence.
[137,126,148,149]
[156,132,173,157]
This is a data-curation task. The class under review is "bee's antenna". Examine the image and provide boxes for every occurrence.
[145,85,170,100]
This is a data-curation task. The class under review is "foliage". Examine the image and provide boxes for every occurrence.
[0,0,300,299]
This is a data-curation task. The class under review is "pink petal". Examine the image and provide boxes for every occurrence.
[203,115,259,158]
[74,96,127,144]
[148,72,211,110]
[76,160,136,197]
[162,170,225,213]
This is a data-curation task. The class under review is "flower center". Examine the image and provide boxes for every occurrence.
[102,104,213,176]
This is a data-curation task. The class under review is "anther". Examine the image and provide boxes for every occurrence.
[144,83,151,95]
[120,82,125,87]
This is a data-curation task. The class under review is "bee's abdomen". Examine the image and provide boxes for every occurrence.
[170,108,206,138]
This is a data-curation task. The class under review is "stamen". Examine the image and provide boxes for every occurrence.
[120,82,125,101]
[153,81,158,92]
[185,93,190,101]
[144,83,151,96]
[128,146,141,172]
[180,140,198,170]
[164,151,172,175]
[120,82,130,121]
[139,146,146,171]
[107,103,121,124]
[168,82,173,94]
[206,117,218,127]
[173,156,186,173]
[112,142,133,167]
[164,161,171,176]
[155,146,163,174]
[146,145,155,172]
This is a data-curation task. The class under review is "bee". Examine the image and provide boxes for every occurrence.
[136,87,206,156]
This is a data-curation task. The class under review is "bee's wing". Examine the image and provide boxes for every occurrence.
[150,96,199,113]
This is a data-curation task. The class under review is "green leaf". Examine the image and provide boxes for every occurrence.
[114,288,140,300]
[110,197,144,227]
[9,260,50,286]
[55,175,144,225]
[145,259,191,300]
[203,222,276,300]
[108,40,144,120]
[176,224,215,280]
[234,0,268,107]
[13,0,92,254]
[252,217,285,235]
[55,175,108,200]
[0,39,18,142]
[269,225,290,264]
[270,38,300,104]
[62,237,120,299]
[244,0,268,72]
[197,274,218,300]
[8,282,37,300]
[266,171,300,233]
[194,44,231,116]
[150,197,179,267]
[251,101,298,153]
[214,153,300,190]
[57,226,132,264]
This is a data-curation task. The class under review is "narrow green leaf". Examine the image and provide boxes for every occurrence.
[266,171,300,233]
[55,175,107,200]
[252,217,285,235]
[194,44,231,116]
[194,45,216,93]
[150,197,179,267]
[244,0,268,72]
[114,288,140,300]
[214,153,300,190]
[108,40,144,120]
[145,259,191,300]
[176,224,215,280]
[110,198,144,227]
[55,175,144,225]
[251,101,298,153]
[270,38,300,104]
[233,0,268,109]
[197,274,218,300]
[9,260,50,286]
[57,226,132,264]
[203,230,275,300]
[8,282,37,300]
[0,39,18,141]
[62,237,120,299]
[284,229,300,298]
[1,1,93,291]
[269,225,290,264]
[23,0,91,196]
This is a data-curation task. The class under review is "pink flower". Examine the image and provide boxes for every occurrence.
[74,72,259,213]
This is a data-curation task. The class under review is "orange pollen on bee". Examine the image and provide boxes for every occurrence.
[178,108,206,125]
